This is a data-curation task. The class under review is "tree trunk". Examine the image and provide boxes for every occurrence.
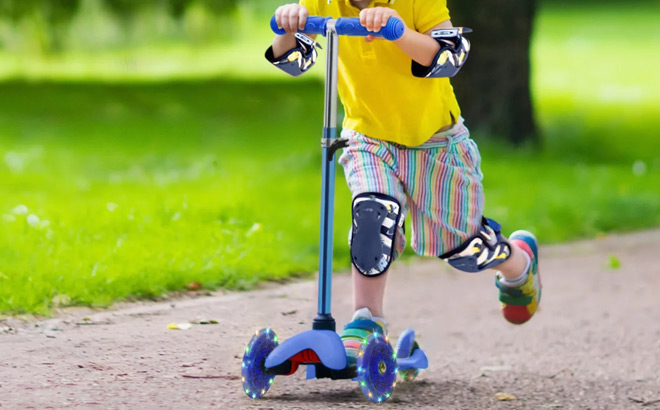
[449,0,538,145]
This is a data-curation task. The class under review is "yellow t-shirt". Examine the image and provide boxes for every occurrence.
[299,0,461,146]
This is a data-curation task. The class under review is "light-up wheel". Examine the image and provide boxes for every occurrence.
[398,341,421,381]
[395,328,420,382]
[356,333,397,403]
[241,328,278,399]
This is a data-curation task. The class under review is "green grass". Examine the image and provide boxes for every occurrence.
[533,1,660,164]
[1,1,659,314]
[2,79,659,315]
[0,80,346,314]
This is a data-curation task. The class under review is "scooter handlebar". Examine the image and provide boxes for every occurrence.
[270,16,405,41]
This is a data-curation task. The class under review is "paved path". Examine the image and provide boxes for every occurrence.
[2,231,660,409]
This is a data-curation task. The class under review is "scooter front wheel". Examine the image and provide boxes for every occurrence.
[242,328,278,399]
[356,333,397,403]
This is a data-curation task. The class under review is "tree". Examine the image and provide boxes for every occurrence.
[449,0,538,145]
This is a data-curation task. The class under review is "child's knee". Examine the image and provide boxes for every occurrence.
[349,193,404,277]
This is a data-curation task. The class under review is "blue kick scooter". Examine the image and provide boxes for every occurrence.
[241,16,429,404]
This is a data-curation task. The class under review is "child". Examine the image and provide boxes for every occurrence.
[266,0,541,365]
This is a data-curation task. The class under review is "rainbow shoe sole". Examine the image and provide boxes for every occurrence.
[496,230,541,325]
[341,318,387,367]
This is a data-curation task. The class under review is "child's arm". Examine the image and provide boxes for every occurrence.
[266,3,319,77]
[271,4,317,59]
[360,7,468,76]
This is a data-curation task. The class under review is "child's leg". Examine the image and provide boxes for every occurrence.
[337,130,407,365]
[495,230,541,324]
[353,266,388,318]
[491,241,528,280]
[399,120,541,325]
[338,129,407,322]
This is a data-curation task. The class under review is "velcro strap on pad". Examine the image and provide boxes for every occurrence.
[412,27,471,78]
[441,217,511,272]
[264,33,319,77]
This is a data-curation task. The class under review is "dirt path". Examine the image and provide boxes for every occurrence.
[2,231,660,409]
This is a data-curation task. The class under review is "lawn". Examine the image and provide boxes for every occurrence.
[0,1,659,314]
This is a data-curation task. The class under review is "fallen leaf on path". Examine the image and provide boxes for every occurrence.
[495,392,516,401]
[190,318,218,325]
[281,310,297,316]
[608,255,621,269]
[167,322,192,330]
[186,281,202,291]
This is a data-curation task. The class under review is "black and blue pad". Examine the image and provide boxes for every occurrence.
[412,27,471,78]
[440,217,511,273]
[264,33,320,77]
[350,193,402,277]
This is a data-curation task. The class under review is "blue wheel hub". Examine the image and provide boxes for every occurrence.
[242,328,278,399]
[356,333,397,403]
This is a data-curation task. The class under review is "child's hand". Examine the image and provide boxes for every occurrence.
[359,7,406,42]
[274,3,309,34]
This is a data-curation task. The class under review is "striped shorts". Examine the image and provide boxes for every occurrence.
[338,119,484,259]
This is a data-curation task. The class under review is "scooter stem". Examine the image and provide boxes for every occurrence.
[314,20,340,331]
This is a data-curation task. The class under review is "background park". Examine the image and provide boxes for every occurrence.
[0,1,659,407]
[1,0,658,315]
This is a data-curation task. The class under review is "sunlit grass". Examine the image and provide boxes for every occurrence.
[0,80,340,314]
[1,79,659,314]
[532,1,660,163]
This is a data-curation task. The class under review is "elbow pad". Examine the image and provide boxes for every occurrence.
[265,33,320,77]
[412,27,471,78]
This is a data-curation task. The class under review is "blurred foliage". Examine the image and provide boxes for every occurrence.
[101,0,238,21]
[0,0,81,31]
[167,0,195,19]
[101,0,152,21]
[0,0,81,52]
[0,0,240,53]
[0,0,237,22]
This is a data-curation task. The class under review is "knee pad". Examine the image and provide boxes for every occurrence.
[440,217,511,273]
[350,193,403,277]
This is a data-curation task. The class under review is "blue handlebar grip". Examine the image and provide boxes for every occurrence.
[270,16,404,41]
[270,16,330,36]
[335,17,404,41]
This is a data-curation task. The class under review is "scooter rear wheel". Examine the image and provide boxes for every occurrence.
[395,328,421,382]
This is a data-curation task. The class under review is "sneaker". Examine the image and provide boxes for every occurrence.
[341,308,387,366]
[496,230,541,324]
